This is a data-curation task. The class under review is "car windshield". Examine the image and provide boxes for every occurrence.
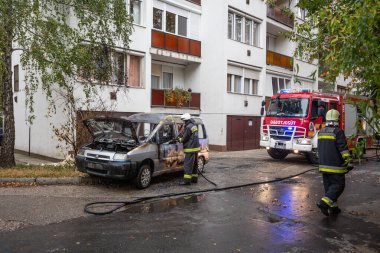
[86,119,134,139]
[267,98,309,118]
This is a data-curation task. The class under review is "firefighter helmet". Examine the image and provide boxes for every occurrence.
[326,109,340,122]
[180,113,191,121]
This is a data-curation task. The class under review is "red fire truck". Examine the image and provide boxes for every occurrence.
[260,90,372,164]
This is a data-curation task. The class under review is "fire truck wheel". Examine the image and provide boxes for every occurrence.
[267,148,289,159]
[306,150,319,164]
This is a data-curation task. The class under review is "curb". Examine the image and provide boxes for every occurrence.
[0,177,96,185]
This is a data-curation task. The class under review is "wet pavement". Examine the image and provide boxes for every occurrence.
[0,149,379,252]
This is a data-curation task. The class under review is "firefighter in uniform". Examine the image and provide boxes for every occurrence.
[177,113,200,185]
[317,109,353,216]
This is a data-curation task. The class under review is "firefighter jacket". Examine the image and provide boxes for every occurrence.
[318,126,351,174]
[178,119,200,153]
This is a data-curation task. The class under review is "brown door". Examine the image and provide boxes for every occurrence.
[227,115,261,151]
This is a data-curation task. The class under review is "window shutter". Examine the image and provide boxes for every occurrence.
[245,69,260,80]
[128,55,140,87]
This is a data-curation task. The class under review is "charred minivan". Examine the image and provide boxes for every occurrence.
[75,113,209,189]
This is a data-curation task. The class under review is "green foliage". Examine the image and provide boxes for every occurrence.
[0,0,133,166]
[350,138,366,162]
[288,0,380,102]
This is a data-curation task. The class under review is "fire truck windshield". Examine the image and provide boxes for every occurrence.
[267,98,309,118]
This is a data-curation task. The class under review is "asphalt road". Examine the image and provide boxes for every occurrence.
[0,149,379,252]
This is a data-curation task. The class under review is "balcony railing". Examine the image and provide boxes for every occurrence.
[151,89,201,109]
[186,0,201,5]
[151,30,201,57]
[266,50,293,71]
[267,6,294,28]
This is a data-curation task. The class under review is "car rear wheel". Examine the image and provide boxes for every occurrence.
[267,148,289,160]
[135,164,152,189]
[197,156,205,173]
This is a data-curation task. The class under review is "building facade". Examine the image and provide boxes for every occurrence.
[11,0,333,158]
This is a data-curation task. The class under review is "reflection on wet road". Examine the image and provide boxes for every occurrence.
[1,169,379,253]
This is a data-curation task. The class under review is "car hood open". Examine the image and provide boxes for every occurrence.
[83,117,138,142]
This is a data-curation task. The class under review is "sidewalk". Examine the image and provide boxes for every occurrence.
[15,150,61,165]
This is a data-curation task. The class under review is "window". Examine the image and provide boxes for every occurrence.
[235,15,243,42]
[227,66,260,95]
[154,9,188,37]
[227,74,232,92]
[197,124,206,139]
[163,72,173,89]
[245,19,252,45]
[272,77,291,94]
[153,8,163,29]
[14,65,19,92]
[178,16,187,36]
[112,52,125,85]
[244,78,250,94]
[151,75,160,89]
[234,76,242,93]
[272,77,279,94]
[228,12,233,39]
[166,12,176,33]
[130,0,142,25]
[252,79,258,95]
[252,22,259,47]
[228,10,260,47]
[79,49,142,87]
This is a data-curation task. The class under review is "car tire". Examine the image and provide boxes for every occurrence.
[197,156,205,173]
[267,148,289,160]
[306,149,319,164]
[134,164,152,189]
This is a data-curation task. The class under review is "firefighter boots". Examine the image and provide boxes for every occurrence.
[329,206,341,215]
[317,200,330,216]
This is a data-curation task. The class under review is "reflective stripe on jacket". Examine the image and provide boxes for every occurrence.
[178,119,200,153]
[317,126,350,174]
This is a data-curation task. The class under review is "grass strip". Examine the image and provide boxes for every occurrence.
[0,164,85,178]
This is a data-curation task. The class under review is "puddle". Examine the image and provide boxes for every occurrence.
[123,194,207,214]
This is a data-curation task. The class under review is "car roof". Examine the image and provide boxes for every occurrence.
[127,113,203,124]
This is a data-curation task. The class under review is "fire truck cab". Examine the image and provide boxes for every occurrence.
[260,90,369,164]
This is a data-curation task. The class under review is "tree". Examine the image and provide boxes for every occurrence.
[0,0,133,167]
[288,0,380,101]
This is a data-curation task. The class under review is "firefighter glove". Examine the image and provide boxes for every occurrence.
[347,163,354,172]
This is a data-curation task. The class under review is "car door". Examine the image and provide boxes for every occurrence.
[157,123,182,172]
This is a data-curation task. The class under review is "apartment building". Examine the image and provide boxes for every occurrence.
[12,0,323,158]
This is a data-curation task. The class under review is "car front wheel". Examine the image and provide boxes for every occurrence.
[135,164,152,189]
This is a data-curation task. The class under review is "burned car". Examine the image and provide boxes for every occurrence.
[75,113,209,189]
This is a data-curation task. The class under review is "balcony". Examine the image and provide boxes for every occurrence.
[267,6,294,28]
[266,50,293,71]
[186,0,201,5]
[151,89,201,109]
[151,30,201,58]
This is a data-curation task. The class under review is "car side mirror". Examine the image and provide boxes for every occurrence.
[261,100,266,107]
[260,107,265,116]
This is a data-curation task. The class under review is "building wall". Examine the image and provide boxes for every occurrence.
[11,0,345,158]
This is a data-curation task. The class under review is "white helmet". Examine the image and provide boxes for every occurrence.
[180,113,191,121]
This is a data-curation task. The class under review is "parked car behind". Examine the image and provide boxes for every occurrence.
[75,113,209,189]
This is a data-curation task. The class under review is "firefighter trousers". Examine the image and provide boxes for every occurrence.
[183,152,198,182]
[322,173,345,203]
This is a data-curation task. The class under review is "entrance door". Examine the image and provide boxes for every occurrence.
[227,115,261,151]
